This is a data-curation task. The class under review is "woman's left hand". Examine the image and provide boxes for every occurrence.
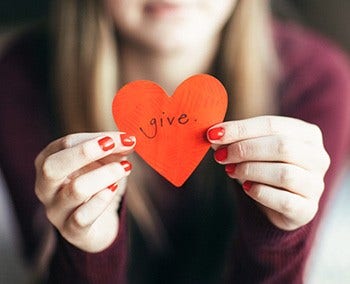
[207,116,330,231]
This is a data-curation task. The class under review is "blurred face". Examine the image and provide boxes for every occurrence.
[106,0,238,53]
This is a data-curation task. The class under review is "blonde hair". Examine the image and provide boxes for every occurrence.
[52,0,118,133]
[51,0,279,246]
[222,0,279,119]
[52,0,279,133]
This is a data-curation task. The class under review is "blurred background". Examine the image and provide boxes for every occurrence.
[0,0,349,283]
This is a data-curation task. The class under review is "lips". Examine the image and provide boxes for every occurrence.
[144,1,185,18]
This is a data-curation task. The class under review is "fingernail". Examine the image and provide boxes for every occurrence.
[214,147,227,162]
[107,182,118,192]
[120,133,135,147]
[120,160,132,172]
[242,181,253,191]
[208,127,225,140]
[225,164,236,174]
[98,136,115,151]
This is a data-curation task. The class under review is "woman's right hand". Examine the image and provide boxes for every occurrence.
[34,132,136,253]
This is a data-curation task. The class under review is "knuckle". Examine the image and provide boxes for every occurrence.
[41,156,57,181]
[252,184,265,201]
[323,152,331,170]
[309,123,325,146]
[45,208,54,223]
[314,178,325,198]
[280,197,297,218]
[236,142,248,160]
[60,135,75,149]
[95,191,112,204]
[265,116,277,134]
[279,167,295,188]
[70,179,88,202]
[310,124,323,139]
[240,163,251,178]
[45,207,58,226]
[71,211,88,228]
[110,162,127,178]
[253,187,262,200]
[34,153,43,171]
[317,177,325,191]
[277,137,291,159]
[34,185,45,202]
[78,142,95,162]
[309,201,319,219]
[235,121,248,138]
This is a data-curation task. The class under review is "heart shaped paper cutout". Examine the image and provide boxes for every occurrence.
[112,74,228,187]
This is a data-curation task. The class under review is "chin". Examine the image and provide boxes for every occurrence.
[139,26,214,54]
[147,37,193,54]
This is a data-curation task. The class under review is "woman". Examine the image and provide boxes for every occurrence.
[1,0,350,283]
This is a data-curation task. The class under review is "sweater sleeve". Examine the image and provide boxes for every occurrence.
[230,24,350,283]
[0,31,53,262]
[47,198,128,284]
[0,32,128,283]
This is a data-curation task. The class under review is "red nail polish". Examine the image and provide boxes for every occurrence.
[243,181,253,191]
[98,136,115,151]
[208,127,225,140]
[107,182,118,192]
[214,147,228,162]
[225,164,236,174]
[120,133,135,147]
[120,160,132,172]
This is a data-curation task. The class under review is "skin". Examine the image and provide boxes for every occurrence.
[208,116,330,231]
[35,132,135,252]
[106,0,238,94]
[35,0,330,252]
[106,0,237,53]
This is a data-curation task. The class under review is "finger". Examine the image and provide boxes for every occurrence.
[63,193,120,253]
[62,160,131,202]
[40,133,135,182]
[35,132,136,171]
[36,134,122,201]
[213,135,323,170]
[45,161,131,227]
[207,116,323,145]
[226,162,324,198]
[35,132,105,170]
[242,182,319,229]
[67,187,121,229]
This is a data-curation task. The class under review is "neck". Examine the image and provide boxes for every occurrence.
[118,39,220,95]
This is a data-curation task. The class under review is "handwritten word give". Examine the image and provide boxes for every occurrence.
[139,112,194,139]
[112,74,228,186]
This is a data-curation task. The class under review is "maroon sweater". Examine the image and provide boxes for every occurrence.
[1,22,350,284]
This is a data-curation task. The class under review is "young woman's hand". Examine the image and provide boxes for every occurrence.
[207,116,330,231]
[35,132,135,252]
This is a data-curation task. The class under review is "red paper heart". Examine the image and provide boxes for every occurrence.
[112,74,228,187]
